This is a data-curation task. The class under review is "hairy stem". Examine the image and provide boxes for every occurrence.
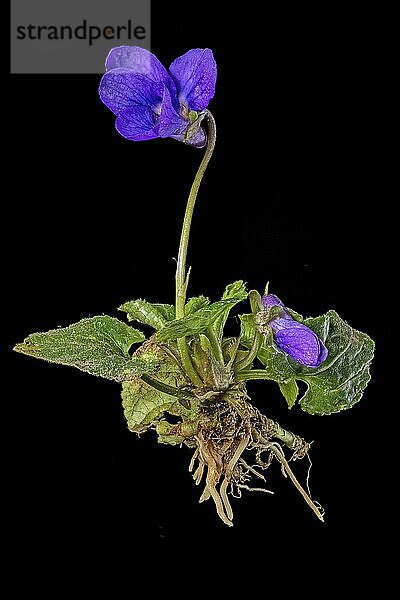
[264,417,307,451]
[234,289,264,371]
[141,374,194,403]
[207,326,225,364]
[234,330,263,371]
[175,111,217,385]
[235,369,275,381]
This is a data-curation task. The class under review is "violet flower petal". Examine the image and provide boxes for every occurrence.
[159,87,207,147]
[158,87,187,138]
[271,318,328,367]
[99,68,164,116]
[106,46,169,82]
[105,46,178,107]
[115,106,159,141]
[169,48,217,111]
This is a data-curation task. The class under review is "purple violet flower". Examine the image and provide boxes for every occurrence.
[261,293,328,368]
[98,46,217,147]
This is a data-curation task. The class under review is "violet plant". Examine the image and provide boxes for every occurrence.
[14,47,374,526]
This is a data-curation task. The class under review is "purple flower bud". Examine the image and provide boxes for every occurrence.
[261,293,328,368]
[261,293,286,310]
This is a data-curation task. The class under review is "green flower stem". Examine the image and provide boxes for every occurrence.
[206,326,225,366]
[234,331,263,371]
[235,369,272,382]
[175,110,217,385]
[234,289,264,371]
[141,373,194,402]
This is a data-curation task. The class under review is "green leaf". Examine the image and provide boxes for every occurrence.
[153,304,176,321]
[121,339,187,433]
[297,311,375,415]
[156,298,240,343]
[156,421,187,445]
[278,380,299,408]
[238,311,374,415]
[14,316,157,382]
[213,281,248,339]
[185,295,210,315]
[119,299,174,330]
[156,417,199,445]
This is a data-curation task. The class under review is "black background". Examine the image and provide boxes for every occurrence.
[6,1,388,579]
